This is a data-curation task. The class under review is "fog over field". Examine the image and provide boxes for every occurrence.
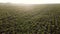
[0,3,60,34]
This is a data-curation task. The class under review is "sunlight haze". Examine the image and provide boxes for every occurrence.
[0,0,60,4]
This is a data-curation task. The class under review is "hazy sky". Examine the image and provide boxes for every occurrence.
[0,0,60,4]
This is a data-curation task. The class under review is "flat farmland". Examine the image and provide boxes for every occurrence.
[0,4,60,34]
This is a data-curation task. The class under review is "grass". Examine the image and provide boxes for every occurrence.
[0,4,60,34]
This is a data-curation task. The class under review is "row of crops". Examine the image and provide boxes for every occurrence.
[0,4,60,34]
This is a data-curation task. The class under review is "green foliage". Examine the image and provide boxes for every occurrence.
[0,4,60,34]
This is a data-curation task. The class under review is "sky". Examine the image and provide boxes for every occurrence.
[0,0,60,4]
